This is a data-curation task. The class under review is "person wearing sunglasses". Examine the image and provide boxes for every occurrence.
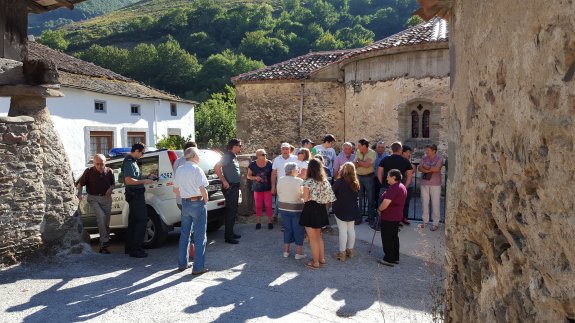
[247,149,273,230]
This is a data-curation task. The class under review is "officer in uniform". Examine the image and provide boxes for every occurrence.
[122,143,155,258]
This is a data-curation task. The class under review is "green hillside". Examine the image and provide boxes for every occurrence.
[39,0,421,101]
[28,0,141,35]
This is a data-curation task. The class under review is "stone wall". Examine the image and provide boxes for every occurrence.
[236,81,345,155]
[0,116,45,264]
[343,77,449,152]
[446,1,575,321]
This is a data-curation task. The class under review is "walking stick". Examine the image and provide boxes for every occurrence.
[368,216,380,254]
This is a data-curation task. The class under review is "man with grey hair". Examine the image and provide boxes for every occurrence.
[173,141,198,209]
[76,154,115,254]
[333,142,355,179]
[174,147,210,275]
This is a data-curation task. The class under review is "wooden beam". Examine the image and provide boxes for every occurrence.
[26,0,49,13]
[53,0,74,10]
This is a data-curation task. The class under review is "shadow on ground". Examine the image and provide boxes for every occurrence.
[0,223,441,322]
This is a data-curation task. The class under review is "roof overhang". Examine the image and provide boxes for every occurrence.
[337,42,449,69]
[27,0,87,14]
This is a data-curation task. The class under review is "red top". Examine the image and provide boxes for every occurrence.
[379,182,407,222]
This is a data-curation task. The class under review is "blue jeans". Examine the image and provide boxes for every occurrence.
[358,175,374,220]
[280,210,305,246]
[179,199,207,271]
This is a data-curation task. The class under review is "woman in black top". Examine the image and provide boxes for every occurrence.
[247,149,273,229]
[332,162,360,260]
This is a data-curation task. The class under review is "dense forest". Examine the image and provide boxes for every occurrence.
[38,0,420,101]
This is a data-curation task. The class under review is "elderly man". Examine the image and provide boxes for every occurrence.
[372,141,388,221]
[354,138,376,223]
[333,142,355,179]
[174,147,210,275]
[271,142,298,220]
[123,143,155,258]
[215,138,243,244]
[173,141,198,209]
[76,154,115,254]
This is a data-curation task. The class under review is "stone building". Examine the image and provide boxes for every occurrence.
[233,18,449,155]
[416,0,575,322]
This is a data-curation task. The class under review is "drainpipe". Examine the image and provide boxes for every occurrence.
[299,83,304,138]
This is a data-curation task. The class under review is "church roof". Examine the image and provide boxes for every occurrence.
[231,50,350,83]
[341,17,448,61]
[28,42,195,104]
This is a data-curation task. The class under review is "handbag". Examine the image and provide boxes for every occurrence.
[422,172,432,180]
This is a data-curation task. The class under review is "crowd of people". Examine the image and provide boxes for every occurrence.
[76,135,443,274]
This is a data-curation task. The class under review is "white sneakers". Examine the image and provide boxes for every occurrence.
[284,252,307,259]
[283,252,289,258]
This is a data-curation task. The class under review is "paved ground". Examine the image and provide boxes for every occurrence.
[0,219,445,323]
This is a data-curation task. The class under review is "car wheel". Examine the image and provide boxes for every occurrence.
[143,207,168,248]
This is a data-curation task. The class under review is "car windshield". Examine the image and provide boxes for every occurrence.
[175,149,222,175]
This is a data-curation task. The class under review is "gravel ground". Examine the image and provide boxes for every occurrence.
[0,222,443,322]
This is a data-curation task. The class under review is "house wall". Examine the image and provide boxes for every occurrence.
[235,81,345,156]
[446,1,575,322]
[0,87,194,176]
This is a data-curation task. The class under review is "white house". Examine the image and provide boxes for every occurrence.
[0,42,196,176]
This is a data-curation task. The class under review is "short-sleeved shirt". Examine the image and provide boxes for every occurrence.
[354,149,376,176]
[272,155,297,178]
[311,144,337,175]
[421,154,443,186]
[333,152,355,177]
[78,167,115,195]
[380,182,407,222]
[123,155,143,189]
[277,176,304,212]
[248,160,272,192]
[374,152,388,175]
[174,161,209,198]
[221,151,240,184]
[378,154,413,184]
[302,178,336,204]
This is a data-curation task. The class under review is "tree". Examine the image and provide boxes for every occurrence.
[406,15,424,27]
[126,43,159,83]
[75,44,130,74]
[152,37,201,96]
[194,85,237,149]
[238,31,289,64]
[156,134,193,150]
[313,32,343,51]
[38,30,69,51]
[335,24,374,48]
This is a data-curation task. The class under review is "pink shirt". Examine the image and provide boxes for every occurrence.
[421,154,443,186]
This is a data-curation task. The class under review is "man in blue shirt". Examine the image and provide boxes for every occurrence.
[215,138,243,244]
[372,141,388,223]
[123,143,155,258]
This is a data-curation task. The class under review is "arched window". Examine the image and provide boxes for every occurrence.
[422,110,430,138]
[411,111,419,138]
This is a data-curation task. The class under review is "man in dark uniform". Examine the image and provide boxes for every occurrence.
[123,143,155,258]
[76,153,115,254]
[215,138,242,244]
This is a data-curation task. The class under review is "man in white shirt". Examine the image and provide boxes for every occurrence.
[173,141,197,209]
[173,147,209,276]
[271,142,297,217]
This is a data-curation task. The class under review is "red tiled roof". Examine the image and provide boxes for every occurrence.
[342,17,448,61]
[232,50,350,83]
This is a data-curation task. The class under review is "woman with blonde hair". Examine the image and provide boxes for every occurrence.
[247,149,273,229]
[332,162,360,261]
[299,159,336,269]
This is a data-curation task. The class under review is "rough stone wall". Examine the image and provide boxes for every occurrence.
[0,116,45,264]
[344,77,449,151]
[236,81,345,156]
[446,1,575,322]
[0,96,85,266]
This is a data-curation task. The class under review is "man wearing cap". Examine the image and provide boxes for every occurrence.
[76,154,115,254]
[295,138,314,155]
[215,138,243,244]
[311,134,337,178]
[174,147,210,275]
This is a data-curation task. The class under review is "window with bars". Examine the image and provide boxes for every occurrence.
[94,100,106,113]
[411,111,419,138]
[422,110,431,138]
[170,103,177,116]
[131,104,140,115]
[127,132,146,147]
[90,131,113,157]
